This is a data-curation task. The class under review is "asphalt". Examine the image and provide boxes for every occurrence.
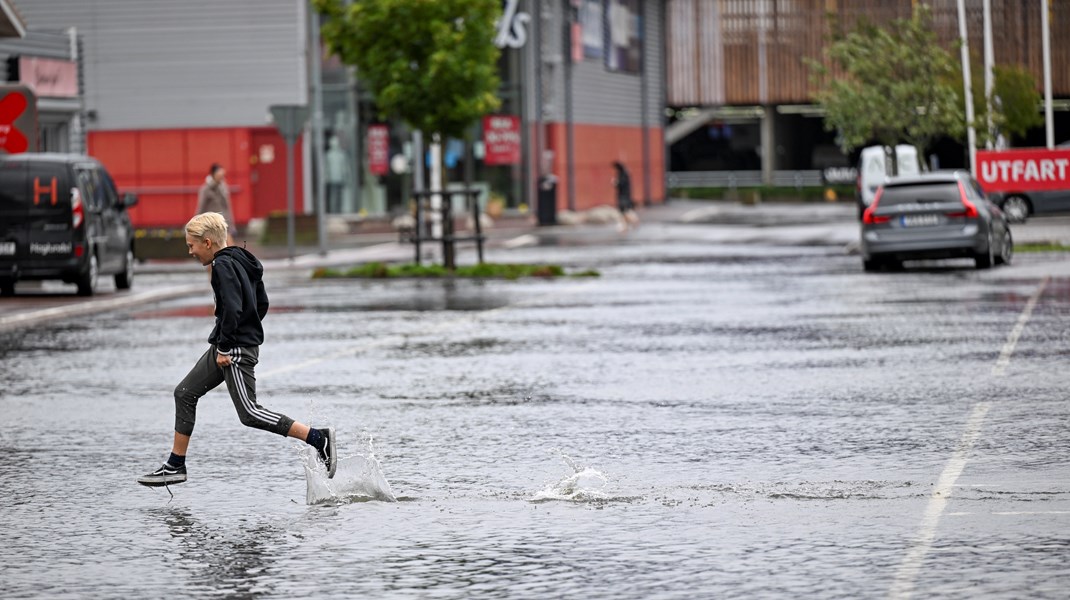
[2,198,1068,332]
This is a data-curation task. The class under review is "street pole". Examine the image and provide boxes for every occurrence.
[430,134,442,240]
[956,0,977,173]
[982,0,994,149]
[1041,0,1054,149]
[310,3,328,255]
[286,138,296,261]
[413,129,424,263]
[269,105,309,263]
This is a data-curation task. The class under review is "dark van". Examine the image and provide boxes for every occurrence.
[0,154,138,296]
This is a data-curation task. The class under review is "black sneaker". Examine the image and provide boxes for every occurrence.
[137,463,187,487]
[316,428,337,479]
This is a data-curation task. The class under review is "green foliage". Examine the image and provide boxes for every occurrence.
[1014,242,1070,253]
[958,62,1044,147]
[808,5,964,155]
[313,0,502,138]
[311,262,587,280]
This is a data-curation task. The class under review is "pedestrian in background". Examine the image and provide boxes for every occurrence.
[137,211,337,488]
[197,163,236,245]
[612,161,639,232]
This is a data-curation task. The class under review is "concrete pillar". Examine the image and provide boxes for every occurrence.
[761,105,774,186]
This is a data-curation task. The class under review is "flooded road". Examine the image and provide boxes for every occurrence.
[2,221,1069,598]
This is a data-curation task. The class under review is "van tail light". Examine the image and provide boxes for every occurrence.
[71,188,84,229]
[946,182,980,219]
[862,187,890,224]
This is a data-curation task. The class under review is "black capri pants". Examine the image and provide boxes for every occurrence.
[173,345,295,438]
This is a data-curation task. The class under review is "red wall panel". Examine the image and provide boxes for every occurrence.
[546,123,665,212]
[88,127,275,229]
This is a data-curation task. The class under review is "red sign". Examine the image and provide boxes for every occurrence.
[19,57,79,98]
[976,148,1070,192]
[367,125,389,176]
[483,115,521,166]
[0,86,36,154]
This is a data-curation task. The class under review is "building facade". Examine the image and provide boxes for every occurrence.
[665,0,1070,180]
[14,0,667,229]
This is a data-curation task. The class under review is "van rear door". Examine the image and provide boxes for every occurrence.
[0,161,28,262]
[0,160,76,264]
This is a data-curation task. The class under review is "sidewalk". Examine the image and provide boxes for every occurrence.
[135,199,1070,275]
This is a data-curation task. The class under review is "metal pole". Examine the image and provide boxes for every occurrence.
[286,139,296,261]
[1041,0,1054,149]
[413,129,424,262]
[956,0,977,173]
[310,4,328,255]
[639,0,650,206]
[563,0,575,211]
[983,0,994,149]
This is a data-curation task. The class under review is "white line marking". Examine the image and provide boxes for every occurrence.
[947,511,1070,516]
[889,276,1049,599]
[0,283,203,332]
[888,402,991,599]
[991,276,1050,377]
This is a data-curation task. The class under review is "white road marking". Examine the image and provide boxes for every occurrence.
[889,276,1050,600]
[0,283,203,332]
[992,276,1050,377]
[947,511,1070,516]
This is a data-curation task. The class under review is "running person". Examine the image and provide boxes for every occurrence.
[138,212,336,487]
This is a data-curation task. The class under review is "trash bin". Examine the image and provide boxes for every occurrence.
[537,174,557,226]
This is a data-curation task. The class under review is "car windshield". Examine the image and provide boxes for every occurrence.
[879,183,960,206]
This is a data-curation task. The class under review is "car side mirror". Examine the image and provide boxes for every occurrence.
[122,192,138,208]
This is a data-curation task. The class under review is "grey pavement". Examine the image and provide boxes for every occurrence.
[2,198,1068,333]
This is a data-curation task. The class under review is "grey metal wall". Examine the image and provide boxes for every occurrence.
[537,0,663,127]
[12,0,308,130]
[572,0,663,126]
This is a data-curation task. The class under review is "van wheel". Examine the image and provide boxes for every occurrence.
[0,279,14,297]
[77,254,99,296]
[1002,195,1030,223]
[115,249,134,290]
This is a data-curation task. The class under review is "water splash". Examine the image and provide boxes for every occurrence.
[303,433,397,505]
[530,449,613,503]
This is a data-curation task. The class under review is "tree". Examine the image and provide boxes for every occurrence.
[312,0,501,140]
[313,0,502,269]
[808,6,964,166]
[969,64,1044,147]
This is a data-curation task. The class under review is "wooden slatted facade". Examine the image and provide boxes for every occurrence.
[668,0,1070,107]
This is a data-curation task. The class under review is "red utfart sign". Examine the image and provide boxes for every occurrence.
[976,148,1070,193]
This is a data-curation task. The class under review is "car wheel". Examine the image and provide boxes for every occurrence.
[996,227,1013,266]
[0,279,14,297]
[115,249,134,290]
[77,253,99,296]
[863,258,880,272]
[975,231,995,270]
[1002,195,1030,223]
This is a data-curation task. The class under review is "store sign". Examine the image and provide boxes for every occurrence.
[19,57,78,98]
[483,115,521,166]
[367,125,390,176]
[976,149,1070,192]
[0,85,37,154]
[495,0,529,49]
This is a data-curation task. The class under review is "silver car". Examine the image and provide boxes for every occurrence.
[861,171,1013,271]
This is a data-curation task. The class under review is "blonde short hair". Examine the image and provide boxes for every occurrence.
[185,212,229,247]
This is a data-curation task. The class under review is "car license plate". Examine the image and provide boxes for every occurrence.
[901,214,941,227]
[0,241,14,256]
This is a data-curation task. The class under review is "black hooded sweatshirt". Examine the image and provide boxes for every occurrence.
[208,246,269,354]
